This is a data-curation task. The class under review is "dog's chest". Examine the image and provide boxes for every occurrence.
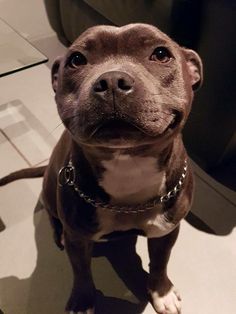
[93,153,175,240]
[98,152,165,204]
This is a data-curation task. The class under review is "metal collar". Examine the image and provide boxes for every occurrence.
[58,159,188,214]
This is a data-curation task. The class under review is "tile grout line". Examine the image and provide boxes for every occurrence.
[33,158,49,167]
[0,129,32,167]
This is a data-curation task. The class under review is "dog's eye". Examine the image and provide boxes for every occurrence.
[68,52,87,68]
[150,47,172,63]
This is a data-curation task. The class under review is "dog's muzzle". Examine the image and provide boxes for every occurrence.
[68,70,183,143]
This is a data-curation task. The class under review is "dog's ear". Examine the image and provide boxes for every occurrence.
[51,57,62,92]
[182,49,203,91]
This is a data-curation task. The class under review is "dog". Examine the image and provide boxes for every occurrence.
[0,23,202,314]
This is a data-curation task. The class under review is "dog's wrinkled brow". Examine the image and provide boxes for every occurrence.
[71,24,172,54]
[72,34,168,57]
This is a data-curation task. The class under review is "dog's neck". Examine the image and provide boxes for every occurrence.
[98,151,166,205]
[76,136,185,206]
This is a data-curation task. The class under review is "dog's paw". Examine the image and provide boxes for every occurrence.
[66,308,95,314]
[150,286,181,314]
[65,288,95,314]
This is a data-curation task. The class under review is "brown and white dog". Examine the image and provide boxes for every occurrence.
[0,24,203,314]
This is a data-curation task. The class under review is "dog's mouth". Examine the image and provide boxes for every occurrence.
[91,119,140,140]
[90,111,181,142]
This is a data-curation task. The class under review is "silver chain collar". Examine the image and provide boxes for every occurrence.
[58,159,188,214]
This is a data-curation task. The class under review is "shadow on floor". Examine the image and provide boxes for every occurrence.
[185,211,216,234]
[185,172,236,236]
[0,200,148,314]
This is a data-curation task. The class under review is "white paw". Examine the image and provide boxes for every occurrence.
[151,286,181,314]
[61,233,65,247]
[68,308,95,314]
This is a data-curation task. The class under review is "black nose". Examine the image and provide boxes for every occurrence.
[93,71,134,97]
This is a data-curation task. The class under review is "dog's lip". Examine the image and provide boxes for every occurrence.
[91,118,141,138]
[89,110,181,140]
[165,110,181,130]
[79,113,182,149]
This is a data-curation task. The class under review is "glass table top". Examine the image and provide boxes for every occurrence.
[0,18,48,77]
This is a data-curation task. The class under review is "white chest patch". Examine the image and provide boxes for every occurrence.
[93,152,178,241]
[99,152,166,204]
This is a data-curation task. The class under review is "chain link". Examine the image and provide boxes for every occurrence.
[59,159,188,214]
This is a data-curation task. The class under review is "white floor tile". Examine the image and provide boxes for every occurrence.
[0,131,28,177]
[0,65,64,165]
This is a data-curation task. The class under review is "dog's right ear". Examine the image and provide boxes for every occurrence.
[51,57,62,92]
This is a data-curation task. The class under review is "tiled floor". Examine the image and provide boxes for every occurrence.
[0,3,236,314]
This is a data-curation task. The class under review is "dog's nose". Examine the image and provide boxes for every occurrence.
[93,71,134,97]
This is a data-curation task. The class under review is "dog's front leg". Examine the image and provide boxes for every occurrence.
[64,233,95,314]
[148,226,181,314]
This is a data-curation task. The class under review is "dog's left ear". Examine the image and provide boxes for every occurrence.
[51,57,62,93]
[182,49,203,91]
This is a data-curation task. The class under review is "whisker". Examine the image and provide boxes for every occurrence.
[62,112,81,123]
[47,122,65,138]
[150,94,185,103]
[134,97,182,108]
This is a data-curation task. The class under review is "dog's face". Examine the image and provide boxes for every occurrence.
[52,24,202,148]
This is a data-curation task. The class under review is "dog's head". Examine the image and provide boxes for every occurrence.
[52,24,202,148]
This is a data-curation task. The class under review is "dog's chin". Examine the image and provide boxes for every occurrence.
[79,117,179,148]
